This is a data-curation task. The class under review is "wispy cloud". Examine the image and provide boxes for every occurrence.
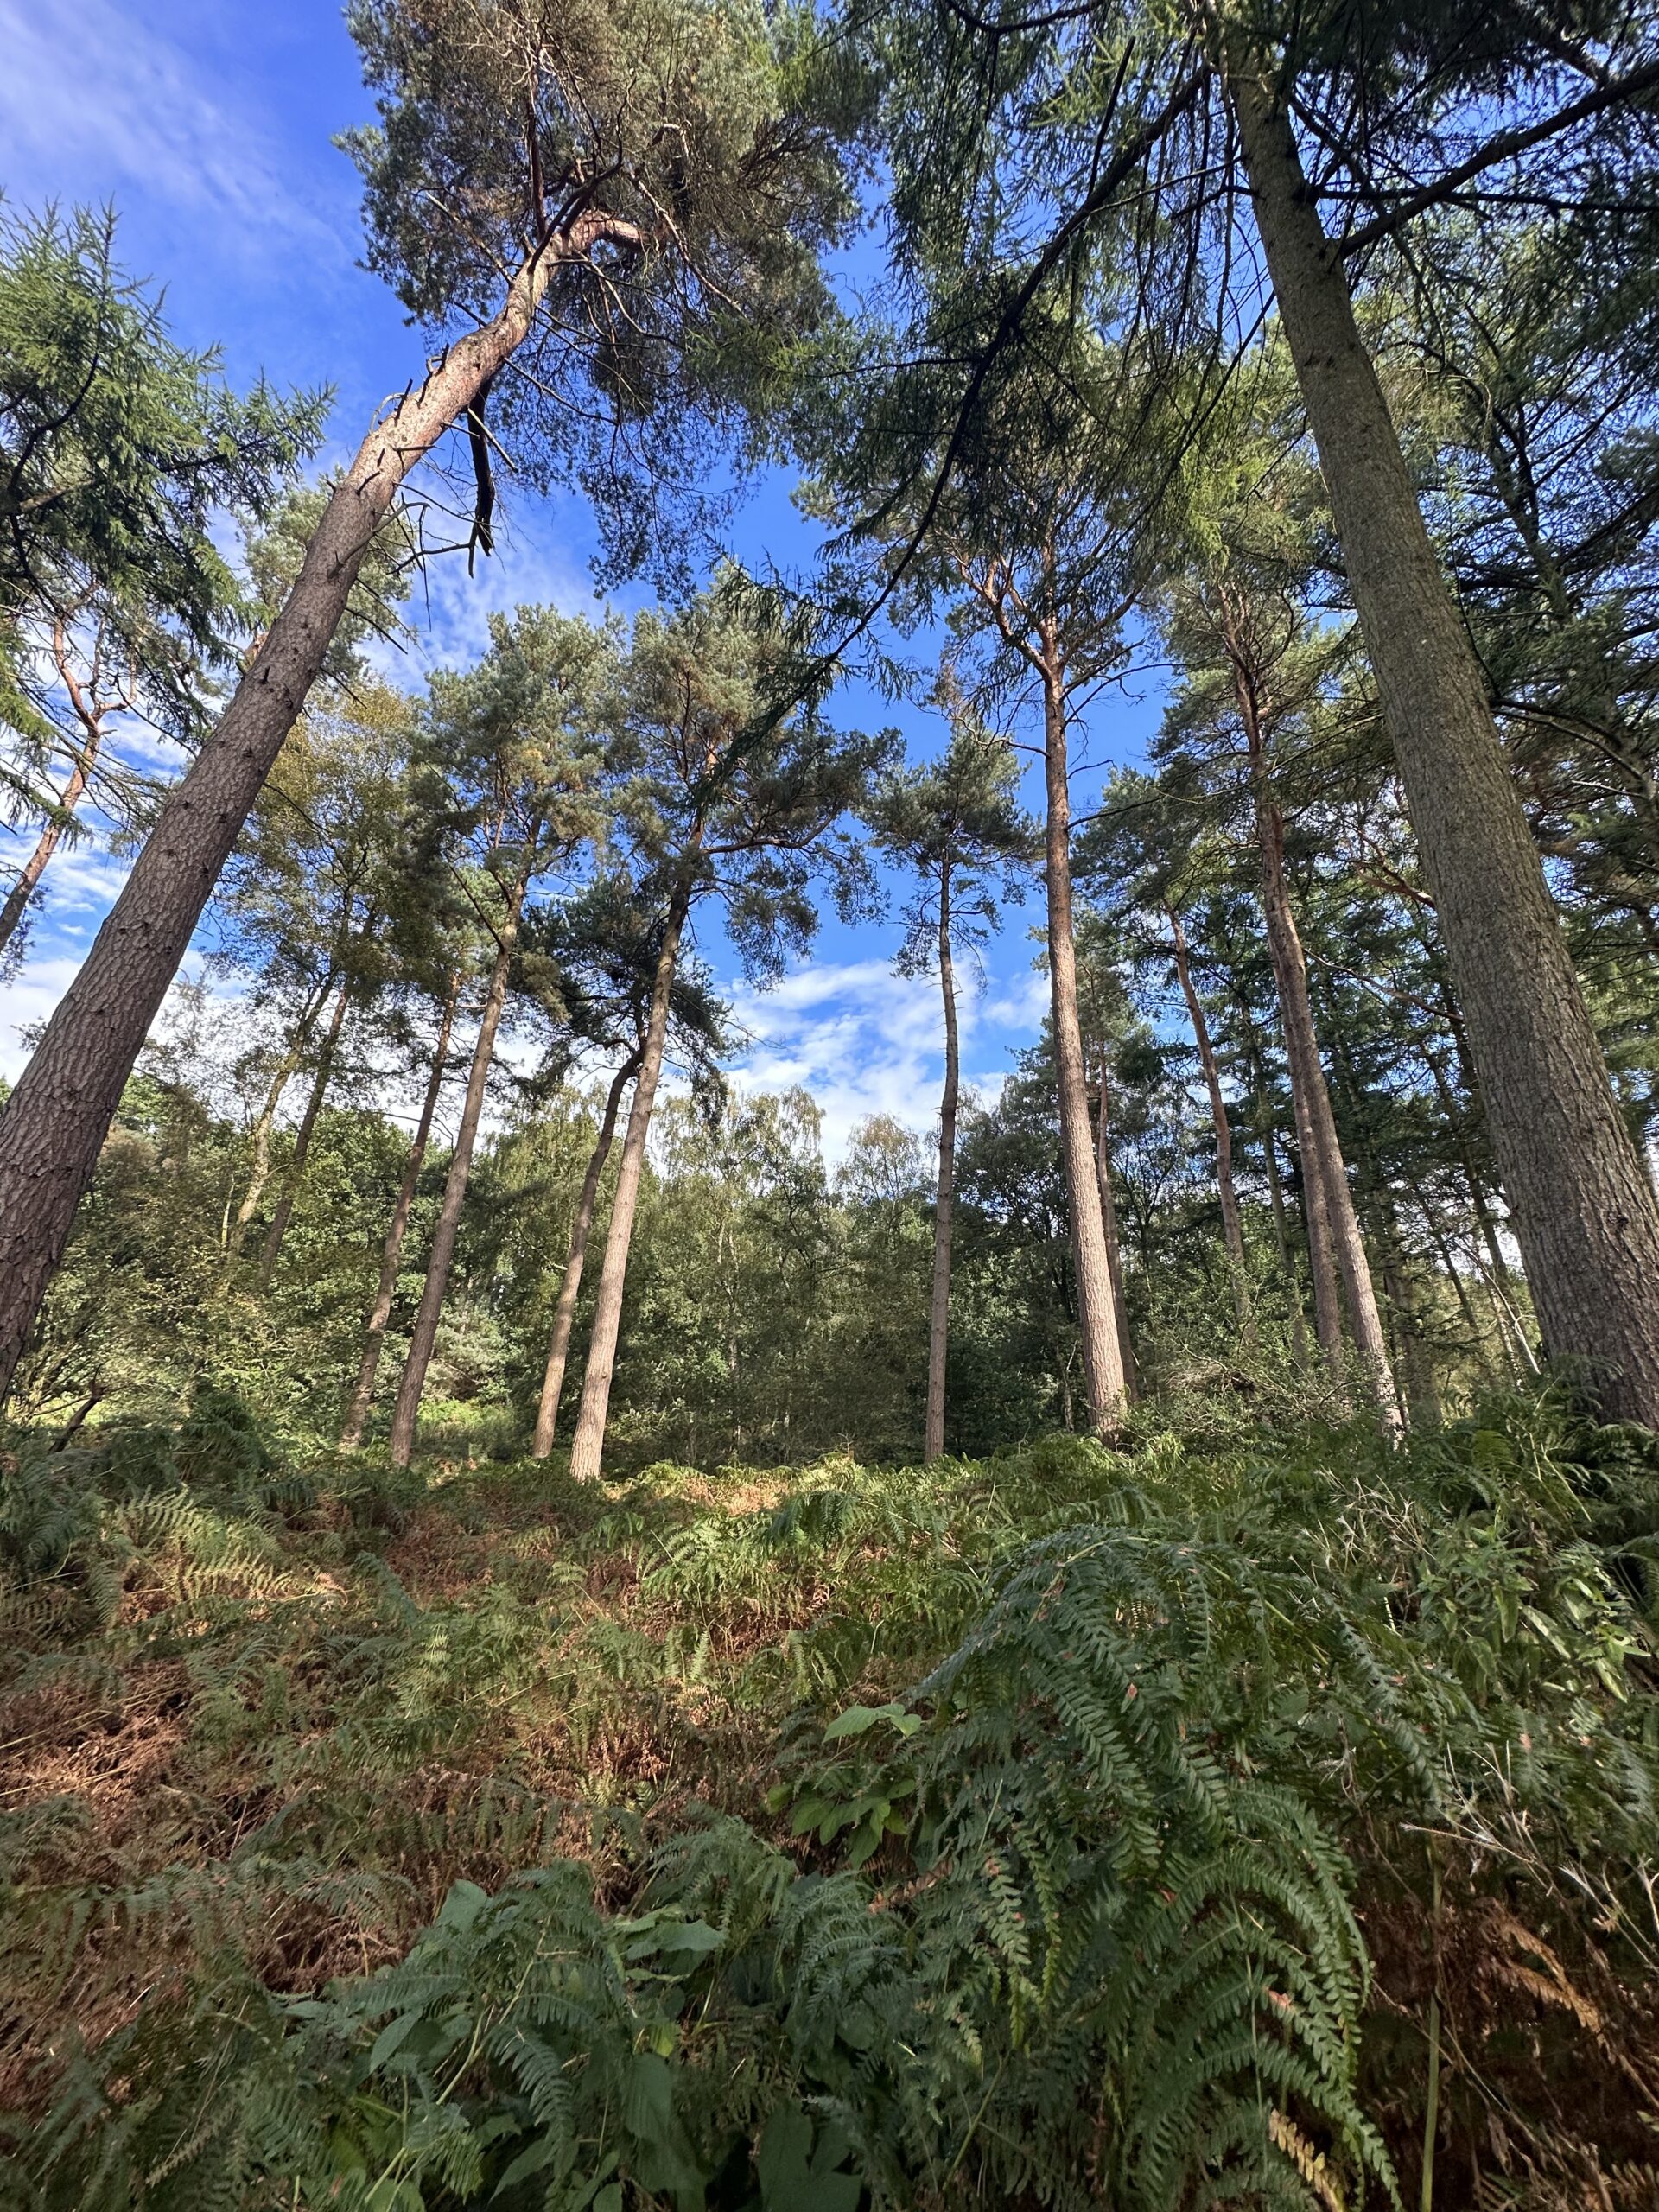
[0,0,340,264]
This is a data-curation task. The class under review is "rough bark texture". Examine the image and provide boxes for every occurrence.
[1167,905,1252,1335]
[257,976,350,1286]
[531,1049,641,1459]
[0,232,585,1402]
[340,976,459,1451]
[1041,658,1128,1436]
[1226,48,1659,1425]
[568,901,688,1481]
[388,865,531,1470]
[925,884,960,1463]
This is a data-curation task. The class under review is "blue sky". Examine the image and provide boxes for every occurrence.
[0,0,1166,1154]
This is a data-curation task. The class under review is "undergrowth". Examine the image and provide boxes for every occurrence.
[0,1391,1656,2209]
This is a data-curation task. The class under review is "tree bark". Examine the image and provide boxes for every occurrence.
[340,975,460,1451]
[1224,47,1659,1426]
[925,876,960,1462]
[1241,689,1402,1433]
[1166,903,1252,1337]
[257,975,350,1285]
[388,861,532,1469]
[1236,1002,1313,1370]
[1092,1048,1139,1401]
[1040,652,1128,1437]
[568,896,690,1481]
[530,1046,642,1459]
[0,225,607,1402]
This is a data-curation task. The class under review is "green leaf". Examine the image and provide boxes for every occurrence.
[623,2051,676,2145]
[436,1878,490,1932]
[366,2011,423,2072]
[823,1701,913,1741]
[758,2102,861,2212]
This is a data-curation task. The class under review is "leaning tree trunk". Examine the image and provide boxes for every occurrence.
[387,863,532,1469]
[1092,1049,1139,1401]
[0,226,597,1402]
[531,1046,643,1459]
[1224,48,1659,1426]
[925,880,961,1464]
[340,976,460,1451]
[1166,904,1252,1337]
[1247,732,1402,1433]
[1040,653,1128,1437]
[257,975,351,1285]
[568,896,690,1481]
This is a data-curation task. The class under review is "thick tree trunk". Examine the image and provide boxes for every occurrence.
[257,976,350,1285]
[340,976,460,1451]
[1040,657,1127,1437]
[925,883,960,1463]
[388,864,531,1469]
[1225,48,1659,1426]
[1246,733,1402,1433]
[1092,1050,1139,1401]
[0,230,590,1402]
[568,898,689,1481]
[1167,904,1252,1336]
[531,1047,642,1459]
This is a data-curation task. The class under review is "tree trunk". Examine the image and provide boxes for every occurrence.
[1245,722,1402,1433]
[1237,1006,1313,1370]
[1225,48,1659,1426]
[0,227,597,1402]
[340,975,460,1451]
[1040,652,1127,1437]
[531,1047,642,1459]
[0,730,101,962]
[388,862,532,1469]
[1092,1049,1139,1401]
[1406,1172,1494,1366]
[257,976,350,1285]
[225,1003,324,1262]
[1378,1200,1440,1432]
[925,879,960,1463]
[1166,903,1252,1337]
[568,897,690,1481]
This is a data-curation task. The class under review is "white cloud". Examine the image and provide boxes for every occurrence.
[385,509,604,682]
[0,954,81,1079]
[720,955,1036,1162]
[0,0,337,264]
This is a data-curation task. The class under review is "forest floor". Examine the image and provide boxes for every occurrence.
[2,1395,1657,2209]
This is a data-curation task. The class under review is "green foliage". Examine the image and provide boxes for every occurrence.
[0,200,321,747]
[3,1394,1655,2208]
